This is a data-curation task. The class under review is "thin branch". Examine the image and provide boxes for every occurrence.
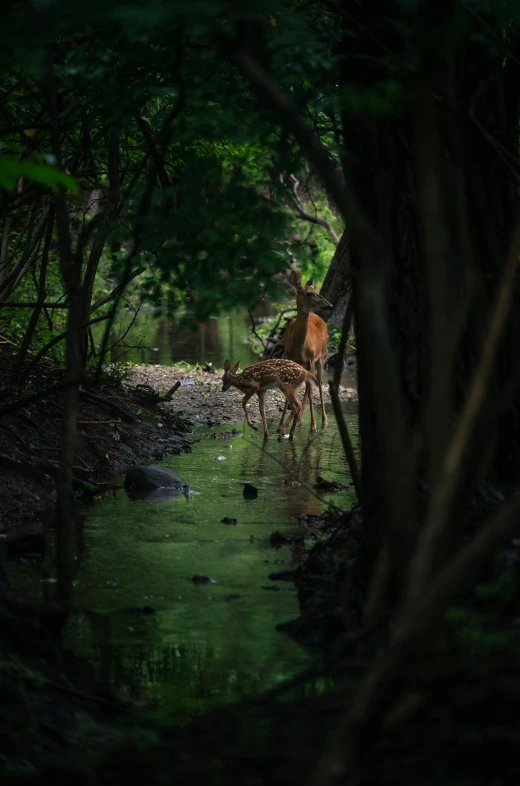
[0,302,68,309]
[328,295,361,498]
[135,115,171,189]
[248,308,267,350]
[16,312,113,383]
[282,173,339,244]
[100,301,143,363]
[89,267,146,314]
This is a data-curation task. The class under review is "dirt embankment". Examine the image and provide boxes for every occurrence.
[0,349,357,534]
[0,351,190,534]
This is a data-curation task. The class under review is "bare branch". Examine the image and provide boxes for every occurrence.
[283,173,339,244]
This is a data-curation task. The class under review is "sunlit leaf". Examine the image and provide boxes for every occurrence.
[0,156,80,194]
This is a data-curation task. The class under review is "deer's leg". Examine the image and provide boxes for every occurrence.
[296,361,313,428]
[241,388,257,431]
[257,390,269,439]
[307,384,317,433]
[306,375,317,434]
[277,398,289,434]
[303,360,316,434]
[316,357,328,428]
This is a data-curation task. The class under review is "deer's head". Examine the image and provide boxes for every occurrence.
[289,270,333,314]
[222,359,240,391]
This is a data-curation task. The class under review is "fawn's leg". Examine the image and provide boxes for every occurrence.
[277,398,289,434]
[257,390,269,438]
[241,388,257,431]
[316,357,328,428]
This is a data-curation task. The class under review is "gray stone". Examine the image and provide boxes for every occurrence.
[124,465,187,492]
[6,522,44,557]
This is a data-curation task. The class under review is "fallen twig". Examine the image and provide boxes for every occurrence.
[77,418,122,425]
[45,458,92,473]
[0,452,52,480]
[163,380,181,399]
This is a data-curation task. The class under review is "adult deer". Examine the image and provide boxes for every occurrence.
[279,270,333,434]
[222,358,318,440]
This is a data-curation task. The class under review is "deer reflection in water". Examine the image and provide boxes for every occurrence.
[246,431,328,521]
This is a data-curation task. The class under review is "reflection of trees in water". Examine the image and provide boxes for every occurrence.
[77,609,301,709]
[154,318,222,366]
[108,303,277,367]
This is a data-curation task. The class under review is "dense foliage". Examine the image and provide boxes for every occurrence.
[3,1,520,784]
[0,1,343,369]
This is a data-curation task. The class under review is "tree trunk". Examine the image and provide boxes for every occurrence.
[340,2,520,530]
[53,192,82,605]
[47,58,81,606]
[319,227,350,329]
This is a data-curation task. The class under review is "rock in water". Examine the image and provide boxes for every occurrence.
[6,522,44,558]
[243,482,258,499]
[124,465,187,492]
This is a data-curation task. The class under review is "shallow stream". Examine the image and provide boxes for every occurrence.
[4,403,357,724]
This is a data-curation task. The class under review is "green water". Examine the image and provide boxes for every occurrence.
[95,305,358,390]
[3,403,357,721]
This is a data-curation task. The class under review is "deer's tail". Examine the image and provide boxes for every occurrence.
[305,371,319,388]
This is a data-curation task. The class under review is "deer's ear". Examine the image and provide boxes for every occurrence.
[304,278,314,288]
[224,360,230,371]
[232,361,240,373]
[289,270,301,287]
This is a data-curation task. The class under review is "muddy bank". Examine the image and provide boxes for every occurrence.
[0,350,192,534]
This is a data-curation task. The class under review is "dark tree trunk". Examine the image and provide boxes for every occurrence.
[53,191,83,605]
[339,2,520,535]
[337,5,425,564]
[454,38,520,484]
[319,227,351,328]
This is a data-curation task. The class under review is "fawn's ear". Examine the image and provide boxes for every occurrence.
[232,361,240,373]
[304,277,315,288]
[289,270,301,288]
[224,360,230,371]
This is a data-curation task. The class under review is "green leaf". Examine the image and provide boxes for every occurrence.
[0,156,80,194]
